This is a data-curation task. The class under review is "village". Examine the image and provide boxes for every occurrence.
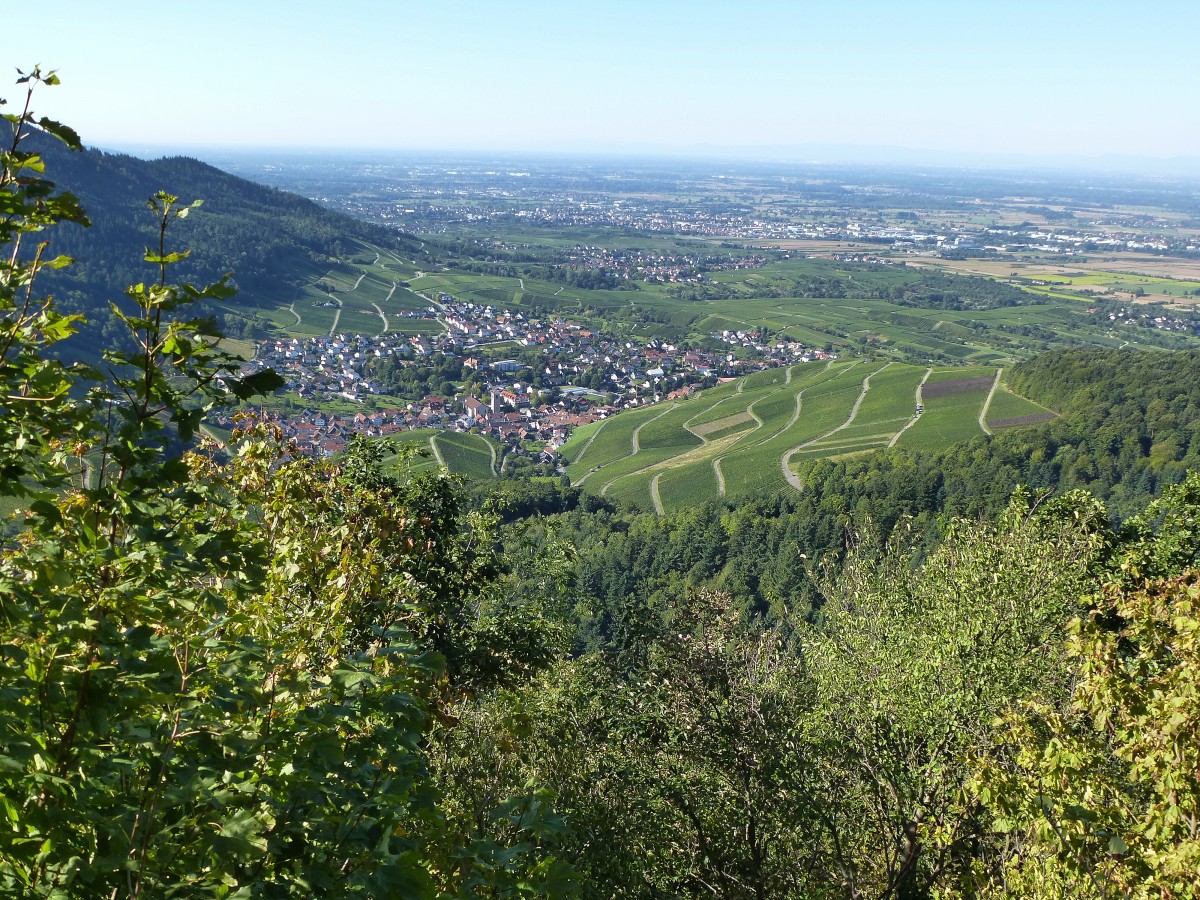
[227,297,832,461]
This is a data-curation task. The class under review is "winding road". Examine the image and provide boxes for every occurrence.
[486,438,498,477]
[327,299,342,337]
[371,303,390,334]
[630,403,678,455]
[979,367,1003,436]
[780,362,891,491]
[713,458,726,496]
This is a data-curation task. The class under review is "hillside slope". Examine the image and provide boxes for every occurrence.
[26,133,434,350]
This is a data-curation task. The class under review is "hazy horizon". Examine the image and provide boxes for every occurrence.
[92,139,1200,181]
[17,0,1200,177]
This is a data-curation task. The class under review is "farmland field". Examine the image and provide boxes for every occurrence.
[565,360,1042,511]
[377,430,500,481]
[433,432,499,480]
[893,371,996,450]
[985,387,1058,430]
[253,238,1200,369]
[257,241,447,341]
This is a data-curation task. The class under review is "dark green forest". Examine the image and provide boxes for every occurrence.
[4,71,1200,899]
[25,130,431,354]
[512,345,1200,638]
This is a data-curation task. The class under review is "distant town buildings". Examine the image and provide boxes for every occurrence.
[239,299,832,461]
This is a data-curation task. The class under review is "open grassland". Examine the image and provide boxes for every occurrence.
[568,360,1043,511]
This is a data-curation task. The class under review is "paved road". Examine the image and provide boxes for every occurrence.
[371,302,389,334]
[327,299,342,337]
[651,473,664,515]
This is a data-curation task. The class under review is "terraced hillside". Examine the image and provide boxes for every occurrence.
[256,241,442,340]
[561,360,1053,513]
[377,430,502,481]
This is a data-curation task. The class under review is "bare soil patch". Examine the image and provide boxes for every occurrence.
[692,411,754,438]
[989,413,1058,429]
[922,376,996,399]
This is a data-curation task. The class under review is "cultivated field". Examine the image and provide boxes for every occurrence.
[255,244,1199,372]
[566,360,1050,513]
[906,254,1200,307]
[255,242,441,340]
[378,429,501,481]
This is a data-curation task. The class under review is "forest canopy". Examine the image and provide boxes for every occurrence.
[3,69,1200,899]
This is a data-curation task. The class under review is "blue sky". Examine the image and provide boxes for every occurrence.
[12,0,1200,167]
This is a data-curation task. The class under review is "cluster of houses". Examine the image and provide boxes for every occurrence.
[712,330,836,365]
[211,392,601,462]
[408,195,1200,261]
[558,247,767,283]
[237,297,833,462]
[1089,305,1200,334]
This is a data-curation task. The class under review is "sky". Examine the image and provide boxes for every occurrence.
[12,0,1200,170]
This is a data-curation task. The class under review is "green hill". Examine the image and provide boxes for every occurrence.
[28,133,436,354]
[566,359,1054,512]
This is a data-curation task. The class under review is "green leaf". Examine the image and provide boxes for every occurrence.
[226,368,284,400]
[35,116,82,150]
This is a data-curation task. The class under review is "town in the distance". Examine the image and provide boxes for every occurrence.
[212,153,1200,471]
[230,293,830,463]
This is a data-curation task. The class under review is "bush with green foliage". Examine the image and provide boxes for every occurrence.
[0,68,574,899]
[972,475,1200,899]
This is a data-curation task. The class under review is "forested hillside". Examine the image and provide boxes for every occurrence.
[27,131,431,350]
[534,346,1200,630]
[5,70,1200,899]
